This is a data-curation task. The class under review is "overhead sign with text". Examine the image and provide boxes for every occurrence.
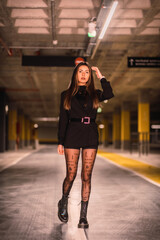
[128,57,160,68]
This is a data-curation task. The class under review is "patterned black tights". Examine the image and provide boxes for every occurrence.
[62,148,97,202]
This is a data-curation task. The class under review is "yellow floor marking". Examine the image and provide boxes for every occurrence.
[98,150,160,185]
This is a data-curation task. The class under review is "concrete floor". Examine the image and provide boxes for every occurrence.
[0,145,160,240]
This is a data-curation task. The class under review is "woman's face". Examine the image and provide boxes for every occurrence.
[77,65,90,86]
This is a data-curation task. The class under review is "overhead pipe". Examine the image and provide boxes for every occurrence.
[6,46,85,50]
[51,0,57,45]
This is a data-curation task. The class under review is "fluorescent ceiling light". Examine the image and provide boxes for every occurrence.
[99,1,118,39]
[32,117,59,122]
[151,125,160,129]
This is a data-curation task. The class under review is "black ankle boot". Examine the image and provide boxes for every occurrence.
[58,195,68,223]
[78,201,89,228]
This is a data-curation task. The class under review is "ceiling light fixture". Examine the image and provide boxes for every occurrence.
[151,125,160,129]
[34,124,39,128]
[91,1,118,59]
[98,1,118,39]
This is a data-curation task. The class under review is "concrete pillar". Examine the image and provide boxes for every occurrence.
[34,127,39,149]
[138,90,150,149]
[8,108,17,150]
[121,102,130,150]
[113,107,121,148]
[0,89,6,152]
[103,119,109,146]
[18,113,25,148]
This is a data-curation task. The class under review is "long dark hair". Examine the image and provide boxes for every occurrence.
[64,62,99,110]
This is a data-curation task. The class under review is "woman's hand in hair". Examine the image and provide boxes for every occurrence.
[91,66,103,79]
[57,144,64,155]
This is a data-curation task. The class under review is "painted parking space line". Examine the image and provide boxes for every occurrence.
[98,150,160,187]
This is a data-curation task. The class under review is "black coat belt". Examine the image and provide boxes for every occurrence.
[70,117,95,124]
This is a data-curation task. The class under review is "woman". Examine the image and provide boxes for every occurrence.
[57,61,114,228]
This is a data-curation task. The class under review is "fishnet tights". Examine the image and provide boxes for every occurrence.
[62,148,97,202]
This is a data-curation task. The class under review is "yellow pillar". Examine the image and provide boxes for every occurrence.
[138,103,150,141]
[8,109,17,150]
[113,108,121,148]
[18,114,25,148]
[138,90,150,154]
[121,102,130,150]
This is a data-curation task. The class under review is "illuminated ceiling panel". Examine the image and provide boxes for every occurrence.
[114,9,143,18]
[110,19,137,28]
[108,28,132,35]
[59,9,89,19]
[7,0,47,8]
[18,27,49,34]
[58,27,86,35]
[140,28,159,35]
[147,20,160,27]
[15,19,48,27]
[58,28,72,34]
[11,9,48,18]
[126,0,151,9]
[77,28,86,34]
[155,13,160,18]
[59,0,94,8]
[59,19,87,28]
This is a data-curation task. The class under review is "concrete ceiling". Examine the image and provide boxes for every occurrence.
[0,0,160,126]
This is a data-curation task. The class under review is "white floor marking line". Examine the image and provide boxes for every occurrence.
[98,154,160,188]
[0,152,32,172]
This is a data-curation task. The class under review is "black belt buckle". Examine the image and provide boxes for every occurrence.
[81,117,90,124]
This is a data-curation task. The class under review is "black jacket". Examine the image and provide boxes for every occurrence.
[58,78,114,148]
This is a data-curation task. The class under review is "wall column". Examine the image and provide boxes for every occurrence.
[0,89,6,152]
[25,118,31,146]
[18,113,25,148]
[113,107,121,148]
[138,90,150,151]
[8,108,17,150]
[121,102,130,150]
[104,119,109,146]
[30,122,35,148]
[34,126,39,149]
